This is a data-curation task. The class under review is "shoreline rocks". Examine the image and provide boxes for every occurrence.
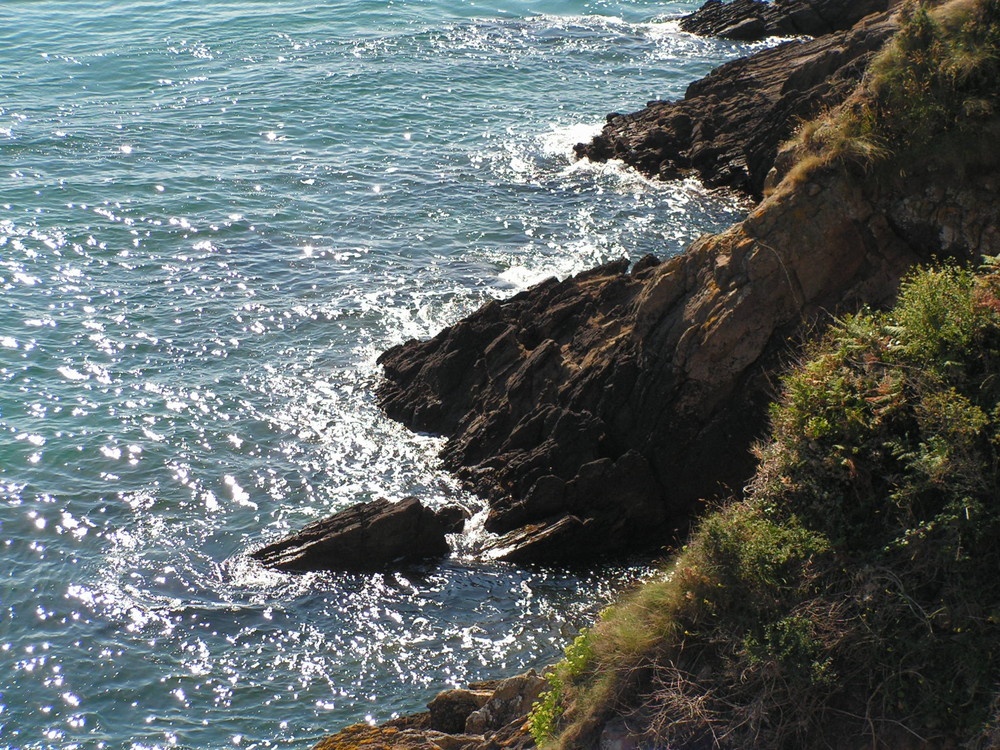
[575,6,897,197]
[378,123,1000,563]
[307,1,1000,746]
[309,1,1000,746]
[679,0,890,40]
[251,497,468,572]
[313,672,544,750]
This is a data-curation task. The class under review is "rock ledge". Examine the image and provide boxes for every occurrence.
[252,497,467,572]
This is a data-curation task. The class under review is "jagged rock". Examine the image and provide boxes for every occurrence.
[379,119,1000,563]
[428,689,493,734]
[252,497,468,572]
[575,8,898,197]
[313,674,542,750]
[482,515,593,564]
[379,260,682,561]
[464,672,546,736]
[680,0,890,40]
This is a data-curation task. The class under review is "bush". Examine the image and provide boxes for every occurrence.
[539,262,1000,749]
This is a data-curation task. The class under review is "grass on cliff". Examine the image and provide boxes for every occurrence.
[530,262,1000,749]
[791,0,1000,172]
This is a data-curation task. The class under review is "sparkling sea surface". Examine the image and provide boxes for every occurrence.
[0,1,763,747]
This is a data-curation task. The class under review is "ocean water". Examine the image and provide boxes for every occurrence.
[0,2,763,747]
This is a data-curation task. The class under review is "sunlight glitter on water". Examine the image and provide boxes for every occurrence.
[0,2,764,746]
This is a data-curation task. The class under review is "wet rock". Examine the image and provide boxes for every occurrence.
[252,497,467,572]
[576,8,898,197]
[482,515,593,565]
[680,0,890,40]
[379,119,1000,564]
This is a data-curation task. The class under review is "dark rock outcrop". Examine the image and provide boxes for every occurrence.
[379,122,1000,563]
[428,689,493,734]
[313,672,544,750]
[575,8,897,197]
[251,497,467,572]
[680,0,890,40]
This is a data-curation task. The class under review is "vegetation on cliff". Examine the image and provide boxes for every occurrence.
[526,4,1000,746]
[532,261,1000,749]
[795,0,1000,169]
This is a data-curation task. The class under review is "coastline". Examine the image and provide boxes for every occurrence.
[306,0,1000,746]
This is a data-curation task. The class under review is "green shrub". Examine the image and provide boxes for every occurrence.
[543,262,1000,749]
[528,631,594,746]
[792,0,1000,171]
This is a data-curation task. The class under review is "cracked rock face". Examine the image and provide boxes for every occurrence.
[378,123,1000,563]
[575,7,898,198]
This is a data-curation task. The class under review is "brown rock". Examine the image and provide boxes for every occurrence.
[312,724,440,750]
[464,672,546,736]
[312,724,482,750]
[427,689,493,734]
[313,673,544,750]
[252,497,468,572]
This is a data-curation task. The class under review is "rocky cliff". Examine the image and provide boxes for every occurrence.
[312,0,1000,746]
[377,0,1000,564]
[575,5,896,197]
[379,127,999,563]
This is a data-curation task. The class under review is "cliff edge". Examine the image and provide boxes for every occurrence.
[575,4,896,197]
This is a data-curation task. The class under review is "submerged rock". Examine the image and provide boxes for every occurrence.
[576,7,898,197]
[251,497,467,572]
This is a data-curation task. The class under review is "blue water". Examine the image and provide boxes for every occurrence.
[0,2,763,747]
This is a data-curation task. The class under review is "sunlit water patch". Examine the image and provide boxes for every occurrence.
[1,1,761,747]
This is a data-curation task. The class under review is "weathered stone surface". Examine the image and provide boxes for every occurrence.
[252,497,468,572]
[313,724,482,750]
[464,672,546,736]
[379,120,1000,563]
[313,674,542,750]
[313,724,437,750]
[680,0,890,40]
[575,9,898,197]
[428,689,493,734]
